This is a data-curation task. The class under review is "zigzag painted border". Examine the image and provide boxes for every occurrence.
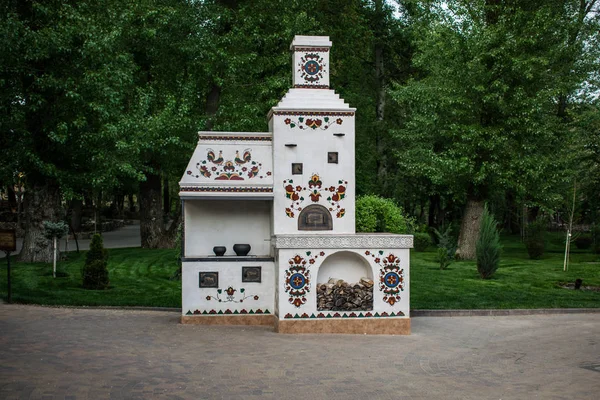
[272,111,355,117]
[197,135,272,142]
[180,186,273,193]
[283,311,405,319]
[186,309,271,315]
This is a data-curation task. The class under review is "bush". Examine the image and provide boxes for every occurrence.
[82,234,109,289]
[574,235,592,250]
[525,219,546,259]
[433,225,457,270]
[356,195,409,234]
[476,206,502,279]
[413,232,432,252]
[82,260,110,290]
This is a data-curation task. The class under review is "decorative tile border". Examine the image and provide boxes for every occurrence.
[294,47,330,52]
[180,186,273,193]
[272,111,355,117]
[283,311,405,319]
[273,235,413,249]
[198,135,272,142]
[294,84,329,89]
[186,309,271,315]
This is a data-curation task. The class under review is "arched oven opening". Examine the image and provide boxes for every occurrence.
[316,251,373,311]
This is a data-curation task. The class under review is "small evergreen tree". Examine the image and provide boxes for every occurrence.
[476,206,502,279]
[82,233,109,289]
[433,225,457,270]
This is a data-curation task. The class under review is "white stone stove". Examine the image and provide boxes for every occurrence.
[179,36,412,334]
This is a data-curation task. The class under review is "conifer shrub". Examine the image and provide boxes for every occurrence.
[525,219,546,259]
[82,234,109,289]
[476,206,502,279]
[433,225,457,270]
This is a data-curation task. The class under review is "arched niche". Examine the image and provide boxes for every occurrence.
[316,251,372,284]
[298,204,332,231]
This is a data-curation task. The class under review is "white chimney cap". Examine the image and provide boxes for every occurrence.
[290,35,332,50]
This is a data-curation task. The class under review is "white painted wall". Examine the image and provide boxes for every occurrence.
[184,200,272,257]
[316,251,373,284]
[182,260,275,315]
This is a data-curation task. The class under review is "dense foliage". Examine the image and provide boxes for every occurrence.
[1,0,599,258]
[356,195,410,234]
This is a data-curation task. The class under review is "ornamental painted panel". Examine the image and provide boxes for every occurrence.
[205,287,260,303]
[284,251,325,308]
[298,53,326,84]
[186,148,271,180]
[365,251,405,306]
[284,116,343,130]
[283,174,347,219]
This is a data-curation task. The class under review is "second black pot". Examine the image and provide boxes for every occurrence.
[233,243,251,256]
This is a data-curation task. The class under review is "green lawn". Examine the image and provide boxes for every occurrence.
[0,248,181,307]
[0,234,598,309]
[411,233,599,309]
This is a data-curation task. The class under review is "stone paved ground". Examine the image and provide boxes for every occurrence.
[0,304,598,400]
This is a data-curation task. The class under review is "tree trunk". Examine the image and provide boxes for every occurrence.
[128,193,136,213]
[19,182,62,263]
[163,177,170,215]
[428,194,441,228]
[70,199,83,232]
[139,172,172,248]
[456,199,485,260]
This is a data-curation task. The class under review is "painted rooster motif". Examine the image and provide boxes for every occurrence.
[207,149,223,165]
[235,149,252,165]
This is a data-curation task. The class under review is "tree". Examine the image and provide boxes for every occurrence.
[1,0,140,262]
[391,1,599,259]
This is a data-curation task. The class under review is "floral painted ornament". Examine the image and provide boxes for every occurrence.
[284,116,343,130]
[205,287,259,304]
[186,148,271,181]
[284,252,325,308]
[366,251,405,306]
[283,176,347,218]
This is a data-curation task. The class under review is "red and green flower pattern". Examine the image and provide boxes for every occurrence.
[205,287,259,304]
[284,116,343,130]
[186,148,271,181]
[298,53,326,83]
[284,174,347,218]
[284,252,325,308]
[366,251,405,306]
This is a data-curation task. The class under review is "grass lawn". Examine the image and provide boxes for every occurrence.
[0,233,598,309]
[411,233,599,309]
[0,248,181,308]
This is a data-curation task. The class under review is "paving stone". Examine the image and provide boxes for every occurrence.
[0,304,598,399]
